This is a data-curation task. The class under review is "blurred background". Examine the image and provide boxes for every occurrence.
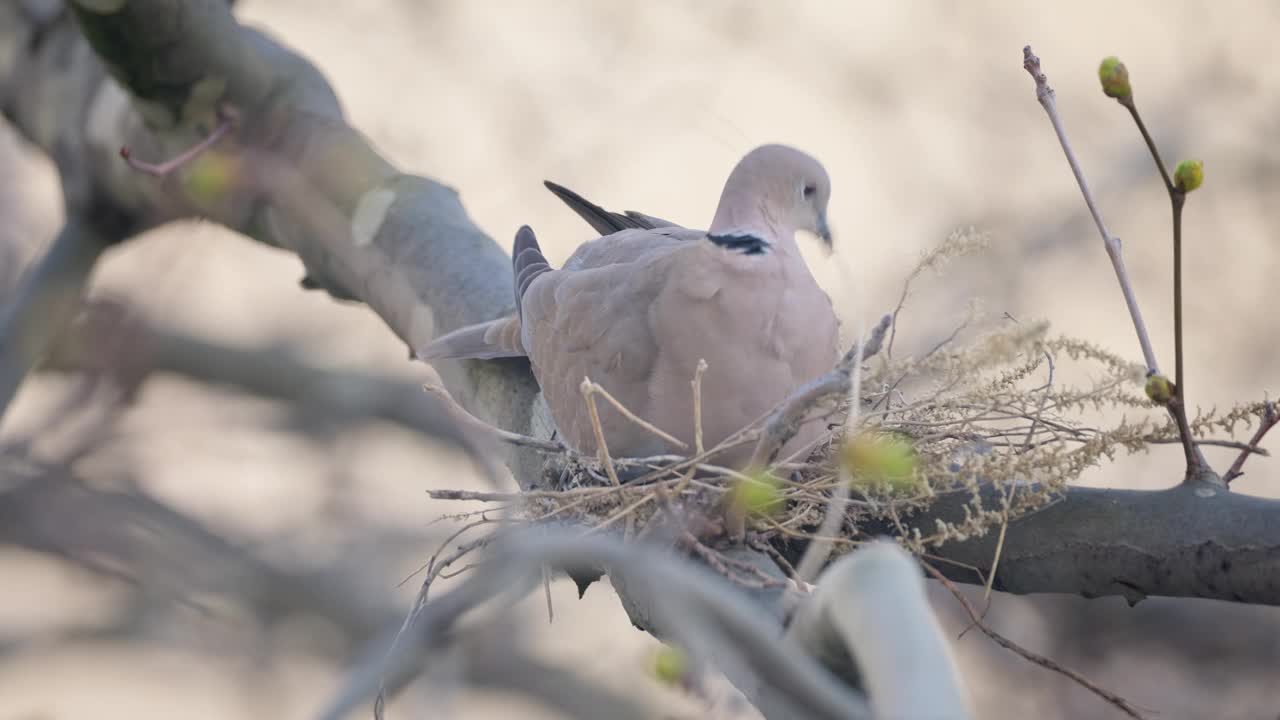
[2,1,1278,718]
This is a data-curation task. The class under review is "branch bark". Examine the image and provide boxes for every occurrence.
[876,480,1280,606]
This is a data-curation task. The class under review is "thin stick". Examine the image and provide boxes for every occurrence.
[590,494,655,532]
[582,378,688,450]
[423,384,566,453]
[1113,68,1207,478]
[983,499,1011,606]
[1021,47,1158,374]
[793,318,869,582]
[542,565,554,623]
[581,378,621,486]
[1115,90,1199,472]
[692,359,708,455]
[1172,190,1186,410]
[922,561,1148,719]
[1122,102,1175,193]
[1225,401,1278,484]
[120,106,236,177]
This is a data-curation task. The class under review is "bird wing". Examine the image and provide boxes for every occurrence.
[519,228,714,456]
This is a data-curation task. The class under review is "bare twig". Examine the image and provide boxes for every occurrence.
[1112,70,1201,481]
[581,378,622,486]
[1021,47,1158,375]
[119,106,237,177]
[422,383,565,454]
[692,359,708,455]
[792,318,873,582]
[1225,401,1278,484]
[1021,45,1209,480]
[922,561,1147,719]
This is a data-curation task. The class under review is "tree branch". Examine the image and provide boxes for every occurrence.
[876,480,1280,606]
[0,220,110,423]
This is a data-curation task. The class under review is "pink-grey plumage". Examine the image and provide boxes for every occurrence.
[421,144,841,466]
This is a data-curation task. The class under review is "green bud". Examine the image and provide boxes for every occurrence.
[1145,372,1174,405]
[183,151,239,206]
[841,431,920,494]
[1174,160,1203,192]
[652,644,687,685]
[1098,57,1132,99]
[732,472,784,517]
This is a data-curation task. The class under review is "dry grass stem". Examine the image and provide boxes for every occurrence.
[581,377,621,486]
[692,359,708,455]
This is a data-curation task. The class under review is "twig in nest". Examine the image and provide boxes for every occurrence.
[747,313,891,469]
[590,493,655,532]
[1224,400,1278,484]
[679,533,785,590]
[120,105,238,176]
[423,384,566,453]
[692,359,708,455]
[582,377,688,450]
[921,561,1148,720]
[581,377,621,486]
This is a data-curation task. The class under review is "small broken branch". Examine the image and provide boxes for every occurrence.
[1225,401,1279,484]
[119,106,237,177]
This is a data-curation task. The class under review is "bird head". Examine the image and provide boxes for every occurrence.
[710,144,833,252]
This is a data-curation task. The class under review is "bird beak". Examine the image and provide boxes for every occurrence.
[816,214,833,253]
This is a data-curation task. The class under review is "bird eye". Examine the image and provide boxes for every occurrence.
[802,184,817,199]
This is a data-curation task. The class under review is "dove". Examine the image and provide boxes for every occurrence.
[421,144,841,466]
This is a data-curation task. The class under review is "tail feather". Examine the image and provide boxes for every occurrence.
[512,225,550,318]
[418,316,525,360]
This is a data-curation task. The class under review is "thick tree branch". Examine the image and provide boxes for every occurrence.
[1,0,540,475]
[878,480,1280,606]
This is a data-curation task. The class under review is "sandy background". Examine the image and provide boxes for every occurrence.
[2,1,1278,718]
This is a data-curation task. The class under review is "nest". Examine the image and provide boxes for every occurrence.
[419,230,1270,591]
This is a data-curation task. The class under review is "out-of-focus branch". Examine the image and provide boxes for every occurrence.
[788,542,971,720]
[41,299,464,439]
[0,220,111,424]
[0,456,392,639]
[320,532,888,720]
